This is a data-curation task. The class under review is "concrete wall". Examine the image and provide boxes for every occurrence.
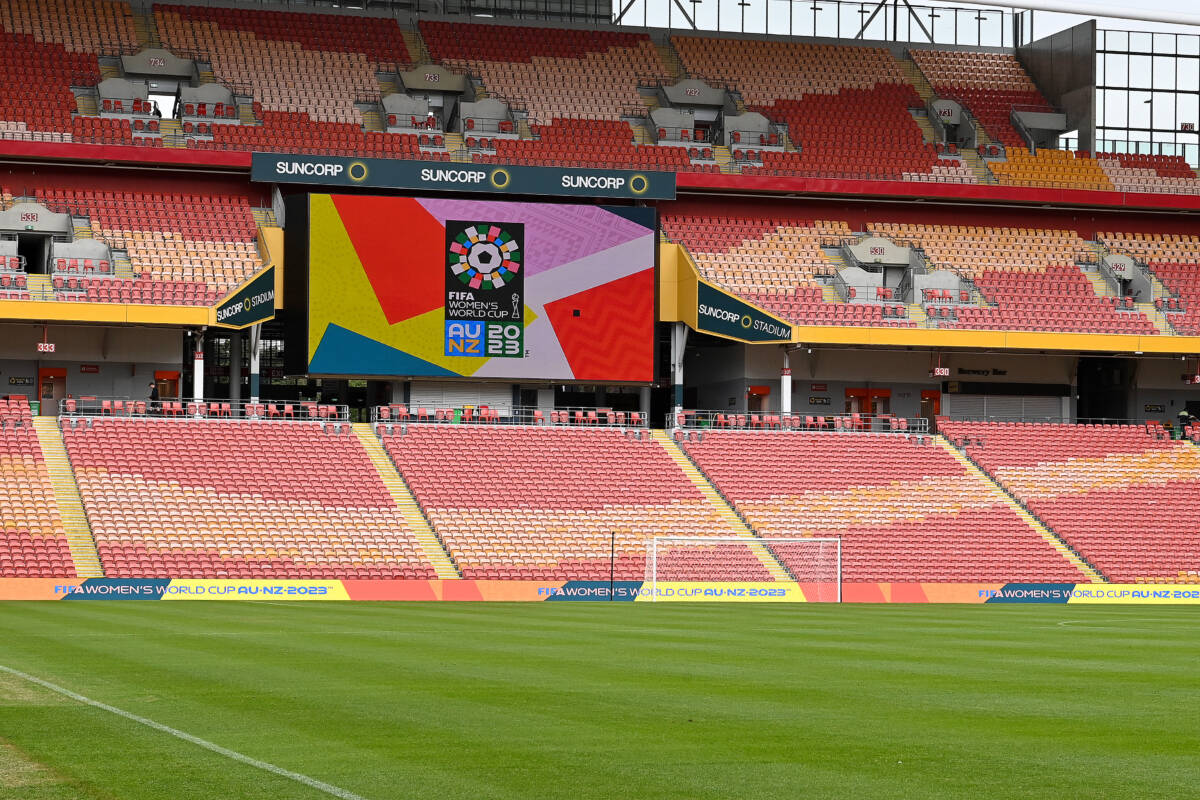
[685,344,1091,419]
[1018,20,1096,151]
[0,324,183,403]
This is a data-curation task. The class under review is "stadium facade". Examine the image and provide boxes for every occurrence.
[0,0,1197,600]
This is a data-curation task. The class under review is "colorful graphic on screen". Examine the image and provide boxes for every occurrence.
[306,195,655,381]
[444,220,525,358]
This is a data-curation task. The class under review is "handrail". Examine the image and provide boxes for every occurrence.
[670,409,931,434]
[60,397,350,421]
[372,404,648,428]
[1009,105,1038,155]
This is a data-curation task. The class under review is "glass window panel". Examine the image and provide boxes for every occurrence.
[764,0,790,35]
[1179,57,1199,92]
[1153,33,1177,55]
[813,3,839,38]
[1179,93,1199,131]
[1105,30,1128,52]
[1104,53,1128,86]
[1129,54,1152,89]
[1153,56,1176,90]
[1103,89,1128,128]
[1129,90,1152,129]
[740,0,767,34]
[857,4,887,40]
[1129,31,1152,53]
[1178,35,1200,57]
[928,6,951,44]
[1153,93,1177,131]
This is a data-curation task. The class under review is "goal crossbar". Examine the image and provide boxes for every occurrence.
[647,536,842,602]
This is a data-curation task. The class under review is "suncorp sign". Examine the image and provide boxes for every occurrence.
[252,154,673,199]
[276,161,344,177]
[214,267,276,329]
[695,282,792,343]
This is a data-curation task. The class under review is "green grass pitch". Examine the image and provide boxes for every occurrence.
[0,602,1197,799]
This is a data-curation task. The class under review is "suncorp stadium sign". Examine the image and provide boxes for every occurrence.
[214,267,276,329]
[252,153,675,200]
[696,282,792,343]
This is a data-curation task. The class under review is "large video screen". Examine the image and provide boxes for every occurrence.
[304,195,655,382]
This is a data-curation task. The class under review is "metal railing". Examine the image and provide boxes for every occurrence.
[1009,106,1037,155]
[372,405,648,428]
[940,415,1198,436]
[1063,138,1199,168]
[671,409,929,434]
[60,397,349,422]
[460,116,517,137]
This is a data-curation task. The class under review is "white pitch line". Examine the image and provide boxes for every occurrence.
[0,664,370,800]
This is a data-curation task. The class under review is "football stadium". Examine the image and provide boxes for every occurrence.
[0,0,1199,796]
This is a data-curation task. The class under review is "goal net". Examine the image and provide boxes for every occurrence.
[645,536,841,602]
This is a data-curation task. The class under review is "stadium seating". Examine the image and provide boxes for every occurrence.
[382,426,752,580]
[477,118,695,171]
[1097,232,1200,334]
[0,397,76,577]
[158,4,408,127]
[989,149,1114,192]
[0,0,136,54]
[1097,153,1200,195]
[939,421,1200,582]
[672,38,943,180]
[421,21,666,124]
[64,418,436,579]
[681,430,1086,582]
[190,110,440,159]
[870,221,1156,333]
[910,49,1053,148]
[27,186,261,303]
[660,212,916,327]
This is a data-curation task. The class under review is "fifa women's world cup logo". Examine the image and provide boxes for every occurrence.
[444,221,525,358]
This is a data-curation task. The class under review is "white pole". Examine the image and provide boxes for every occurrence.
[650,539,658,602]
[837,539,843,604]
[192,330,205,403]
[781,349,792,416]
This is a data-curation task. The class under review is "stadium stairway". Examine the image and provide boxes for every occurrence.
[910,110,939,145]
[936,436,1104,583]
[24,273,49,298]
[360,105,385,133]
[443,132,471,162]
[73,90,98,117]
[157,118,184,147]
[98,59,122,82]
[133,12,162,49]
[899,58,935,104]
[376,73,400,98]
[959,146,995,183]
[402,26,431,65]
[712,144,736,174]
[653,39,685,82]
[1083,266,1117,300]
[651,430,792,581]
[32,418,103,577]
[352,423,460,579]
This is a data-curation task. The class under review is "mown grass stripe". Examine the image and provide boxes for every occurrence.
[0,664,370,800]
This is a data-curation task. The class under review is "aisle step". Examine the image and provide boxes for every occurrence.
[31,417,103,578]
[352,423,459,579]
[650,430,792,581]
[937,436,1104,583]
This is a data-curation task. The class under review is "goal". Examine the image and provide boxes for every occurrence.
[645,536,842,602]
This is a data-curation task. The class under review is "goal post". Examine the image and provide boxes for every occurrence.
[645,536,842,602]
